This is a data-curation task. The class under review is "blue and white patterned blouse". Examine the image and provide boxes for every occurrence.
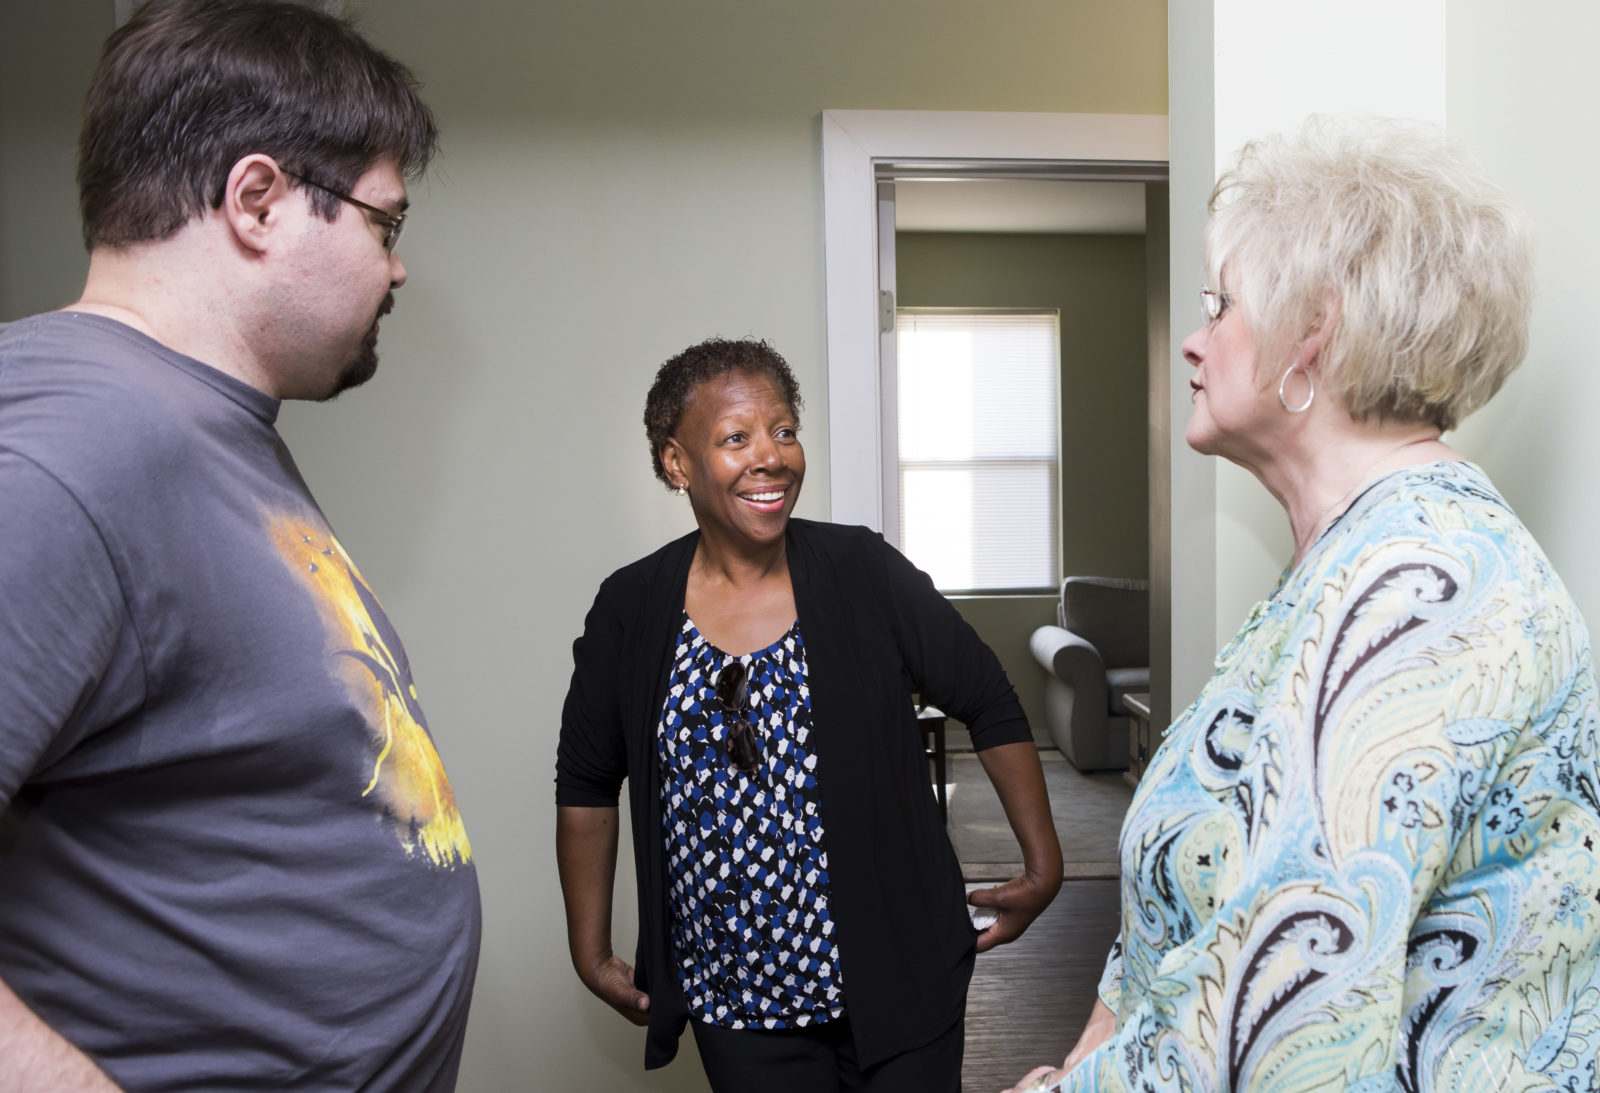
[656,613,844,1029]
[1054,463,1600,1092]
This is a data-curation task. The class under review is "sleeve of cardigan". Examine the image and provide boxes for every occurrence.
[872,532,1033,751]
[554,575,629,807]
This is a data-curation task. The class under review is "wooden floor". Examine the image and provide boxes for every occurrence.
[960,878,1122,1091]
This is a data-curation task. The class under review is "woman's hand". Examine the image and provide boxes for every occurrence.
[1001,999,1116,1091]
[1059,999,1116,1073]
[581,952,651,1027]
[967,870,1058,952]
[971,740,1063,951]
[1000,1065,1062,1093]
[557,806,651,1028]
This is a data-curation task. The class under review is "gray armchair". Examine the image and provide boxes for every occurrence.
[1030,577,1150,772]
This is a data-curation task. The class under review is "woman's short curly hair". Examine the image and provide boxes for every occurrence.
[643,337,804,488]
[1207,115,1535,432]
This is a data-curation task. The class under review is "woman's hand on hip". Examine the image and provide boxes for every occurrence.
[967,869,1058,952]
[970,740,1063,953]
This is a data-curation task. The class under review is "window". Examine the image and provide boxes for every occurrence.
[895,308,1060,593]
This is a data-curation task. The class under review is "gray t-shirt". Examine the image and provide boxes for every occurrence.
[0,312,481,1091]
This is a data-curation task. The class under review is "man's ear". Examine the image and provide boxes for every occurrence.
[222,155,292,255]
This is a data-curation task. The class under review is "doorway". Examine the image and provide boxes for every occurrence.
[884,173,1156,742]
[819,109,1170,732]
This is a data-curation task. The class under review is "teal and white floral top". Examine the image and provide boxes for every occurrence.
[1060,462,1600,1092]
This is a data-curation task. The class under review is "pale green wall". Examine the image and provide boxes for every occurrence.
[0,2,1166,1089]
[895,231,1150,742]
[285,8,1166,1090]
[0,2,105,317]
[896,232,1150,576]
[948,594,1059,746]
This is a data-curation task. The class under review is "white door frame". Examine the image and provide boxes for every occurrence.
[820,109,1169,530]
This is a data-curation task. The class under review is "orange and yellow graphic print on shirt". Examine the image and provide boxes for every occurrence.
[268,511,472,868]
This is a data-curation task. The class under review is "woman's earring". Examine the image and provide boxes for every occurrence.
[1278,364,1314,413]
[675,483,687,497]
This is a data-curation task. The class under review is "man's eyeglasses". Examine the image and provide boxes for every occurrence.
[1200,287,1232,327]
[286,171,406,254]
[713,661,762,776]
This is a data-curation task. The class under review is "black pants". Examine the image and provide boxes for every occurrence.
[690,1013,964,1093]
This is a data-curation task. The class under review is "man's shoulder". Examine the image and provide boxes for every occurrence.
[0,312,241,491]
[2,309,152,363]
[1,311,183,419]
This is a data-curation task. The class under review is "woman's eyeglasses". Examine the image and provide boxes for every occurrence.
[1200,287,1232,327]
[713,661,762,775]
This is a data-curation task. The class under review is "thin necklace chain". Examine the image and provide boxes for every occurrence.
[1303,435,1441,550]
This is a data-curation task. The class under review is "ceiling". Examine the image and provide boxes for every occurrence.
[893,179,1147,235]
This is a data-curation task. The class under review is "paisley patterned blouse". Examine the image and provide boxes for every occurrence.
[1058,462,1600,1092]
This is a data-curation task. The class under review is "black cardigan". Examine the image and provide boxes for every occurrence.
[555,519,1031,1069]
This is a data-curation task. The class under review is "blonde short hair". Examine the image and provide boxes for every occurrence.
[1206,116,1534,432]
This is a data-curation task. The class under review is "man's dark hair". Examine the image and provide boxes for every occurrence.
[77,0,438,248]
[644,337,804,489]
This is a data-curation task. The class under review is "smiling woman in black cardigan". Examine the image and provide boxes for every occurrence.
[555,337,1062,1093]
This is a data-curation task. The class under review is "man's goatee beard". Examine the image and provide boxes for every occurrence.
[321,291,394,401]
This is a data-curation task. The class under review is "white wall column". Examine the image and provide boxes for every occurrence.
[1165,0,1447,699]
[1445,3,1600,632]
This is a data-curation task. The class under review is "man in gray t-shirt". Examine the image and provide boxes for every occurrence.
[0,3,480,1090]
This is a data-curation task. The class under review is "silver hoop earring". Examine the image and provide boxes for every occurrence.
[1278,364,1314,414]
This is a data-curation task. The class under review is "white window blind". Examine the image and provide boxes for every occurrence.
[896,309,1061,593]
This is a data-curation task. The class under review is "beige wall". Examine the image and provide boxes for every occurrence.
[0,2,1165,1089]
[895,231,1151,740]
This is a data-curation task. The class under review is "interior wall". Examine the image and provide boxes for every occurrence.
[0,2,1167,1091]
[0,3,105,317]
[1444,4,1600,634]
[1164,0,1219,714]
[895,231,1149,742]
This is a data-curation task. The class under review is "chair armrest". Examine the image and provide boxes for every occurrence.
[1029,625,1105,689]
[1031,625,1122,769]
